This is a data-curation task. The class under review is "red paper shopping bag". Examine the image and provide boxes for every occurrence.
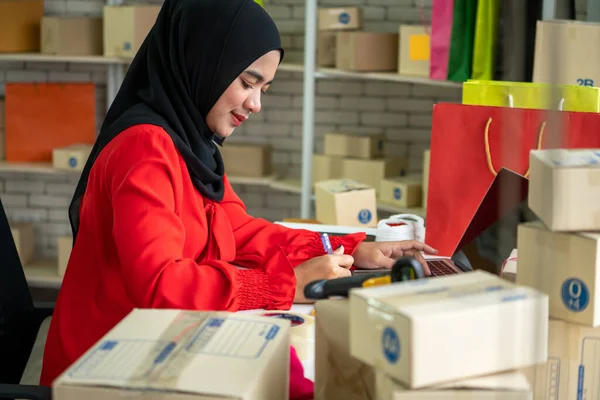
[425,103,600,256]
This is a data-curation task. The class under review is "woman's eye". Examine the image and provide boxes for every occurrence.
[241,80,253,89]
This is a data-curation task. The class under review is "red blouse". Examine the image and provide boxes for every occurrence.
[40,124,365,393]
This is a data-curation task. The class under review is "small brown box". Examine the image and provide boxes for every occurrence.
[0,0,44,52]
[318,7,363,31]
[103,5,161,58]
[312,154,344,185]
[324,132,384,159]
[343,157,408,191]
[317,31,336,67]
[380,175,423,208]
[41,16,103,56]
[10,223,35,265]
[315,179,377,227]
[52,144,93,171]
[220,143,272,177]
[336,32,399,72]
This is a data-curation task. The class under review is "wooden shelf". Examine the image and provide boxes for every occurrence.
[23,259,62,289]
[278,63,462,88]
[0,53,128,64]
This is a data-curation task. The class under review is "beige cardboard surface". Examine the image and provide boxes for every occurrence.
[336,32,399,72]
[312,154,344,185]
[0,0,44,52]
[517,221,600,326]
[53,309,290,400]
[57,236,72,277]
[398,25,431,77]
[379,175,422,208]
[350,271,548,389]
[41,17,103,56]
[317,31,337,67]
[528,149,600,231]
[422,149,430,208]
[533,20,600,86]
[103,5,160,58]
[220,143,272,177]
[318,7,363,31]
[314,179,377,227]
[10,223,34,265]
[324,132,385,159]
[52,144,92,171]
[315,299,375,400]
[343,157,408,190]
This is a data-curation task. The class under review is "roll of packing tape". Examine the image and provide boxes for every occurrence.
[375,214,425,242]
[259,311,315,363]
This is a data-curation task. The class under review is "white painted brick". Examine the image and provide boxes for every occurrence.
[271,80,304,95]
[314,138,324,154]
[25,62,67,71]
[364,21,407,33]
[290,152,303,165]
[0,172,28,181]
[38,222,71,236]
[293,95,339,110]
[338,125,385,135]
[282,50,304,63]
[267,0,303,4]
[48,71,93,82]
[265,4,292,18]
[37,246,58,260]
[5,180,45,194]
[340,96,386,111]
[409,142,431,156]
[388,7,430,22]
[46,183,76,195]
[271,138,302,151]
[280,35,293,49]
[361,112,407,127]
[386,128,431,142]
[65,0,103,15]
[266,109,303,123]
[364,82,411,96]
[317,81,362,95]
[363,5,386,20]
[292,35,305,50]
[92,71,107,84]
[291,123,336,139]
[275,20,305,34]
[272,150,293,165]
[6,70,47,82]
[45,0,67,15]
[315,110,360,125]
[266,193,301,206]
[320,0,364,5]
[238,193,266,207]
[408,114,433,128]
[5,208,48,223]
[262,94,293,109]
[244,123,292,136]
[29,195,72,208]
[49,209,70,222]
[292,6,305,19]
[411,84,461,99]
[386,98,434,112]
[1,194,27,207]
[0,180,4,192]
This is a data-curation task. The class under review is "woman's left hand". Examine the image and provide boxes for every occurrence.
[352,240,438,275]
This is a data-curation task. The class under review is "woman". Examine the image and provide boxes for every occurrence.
[40,0,437,397]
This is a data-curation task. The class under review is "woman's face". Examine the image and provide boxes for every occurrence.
[206,50,280,138]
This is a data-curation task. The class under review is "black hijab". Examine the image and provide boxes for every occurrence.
[68,0,284,239]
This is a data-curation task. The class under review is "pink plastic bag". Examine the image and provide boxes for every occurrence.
[429,0,455,80]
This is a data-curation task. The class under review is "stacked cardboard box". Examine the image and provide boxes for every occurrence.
[315,271,549,399]
[514,149,600,398]
[317,7,362,67]
[219,142,272,178]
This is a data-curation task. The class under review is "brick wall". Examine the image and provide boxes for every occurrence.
[0,0,589,263]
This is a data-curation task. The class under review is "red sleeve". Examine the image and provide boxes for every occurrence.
[106,127,294,311]
[220,176,366,269]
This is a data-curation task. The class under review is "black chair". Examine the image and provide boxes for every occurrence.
[0,196,53,400]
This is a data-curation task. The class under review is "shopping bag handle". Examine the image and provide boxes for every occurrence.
[484,118,546,178]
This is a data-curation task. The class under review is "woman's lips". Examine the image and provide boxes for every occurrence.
[231,112,246,127]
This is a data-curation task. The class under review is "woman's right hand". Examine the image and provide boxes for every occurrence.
[293,246,353,303]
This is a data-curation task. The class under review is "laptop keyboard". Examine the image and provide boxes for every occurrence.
[427,260,459,276]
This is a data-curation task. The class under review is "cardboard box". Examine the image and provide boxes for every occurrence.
[529,149,600,231]
[349,271,549,389]
[0,99,5,161]
[336,32,399,72]
[41,16,103,56]
[103,5,161,58]
[317,31,336,67]
[318,7,363,31]
[376,371,532,400]
[0,0,44,52]
[379,175,422,208]
[422,149,430,208]
[53,309,290,400]
[501,249,518,283]
[57,236,72,277]
[343,158,408,191]
[10,223,34,266]
[324,132,384,159]
[315,299,375,400]
[533,20,600,86]
[524,318,600,400]
[517,221,600,326]
[398,25,431,77]
[315,179,377,227]
[220,143,272,177]
[52,144,93,171]
[312,153,343,185]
